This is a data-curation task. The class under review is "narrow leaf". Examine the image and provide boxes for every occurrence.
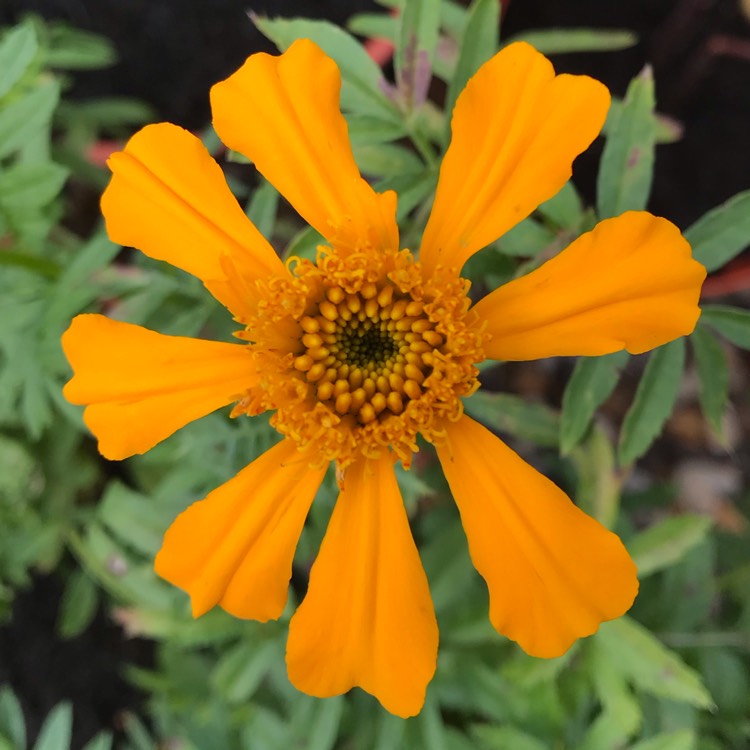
[597,66,656,219]
[32,703,72,750]
[628,514,713,578]
[80,732,113,750]
[561,351,629,454]
[618,338,685,466]
[464,391,559,447]
[690,325,729,435]
[0,81,60,159]
[0,686,26,750]
[444,0,500,127]
[252,16,401,124]
[57,568,99,639]
[246,180,279,239]
[0,162,68,210]
[396,0,441,110]
[686,190,750,272]
[700,305,750,349]
[0,21,38,98]
[629,730,696,750]
[597,617,713,708]
[506,28,637,55]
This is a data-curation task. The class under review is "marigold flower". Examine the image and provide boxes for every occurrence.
[62,39,706,716]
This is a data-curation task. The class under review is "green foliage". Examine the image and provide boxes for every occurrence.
[0,8,748,750]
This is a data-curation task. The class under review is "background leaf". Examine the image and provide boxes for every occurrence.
[0,21,38,98]
[618,338,686,466]
[690,325,729,436]
[597,66,656,218]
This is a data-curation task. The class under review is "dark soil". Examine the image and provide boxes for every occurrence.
[0,1,748,747]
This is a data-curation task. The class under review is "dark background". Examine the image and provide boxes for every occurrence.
[0,0,748,747]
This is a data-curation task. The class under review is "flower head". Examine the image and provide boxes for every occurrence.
[62,39,705,716]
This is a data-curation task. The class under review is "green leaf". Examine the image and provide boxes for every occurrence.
[700,305,750,349]
[32,703,72,750]
[307,696,344,750]
[80,732,113,750]
[57,568,99,639]
[495,217,556,257]
[56,97,155,128]
[561,351,629,454]
[470,725,548,750]
[252,16,401,123]
[506,28,637,55]
[444,0,500,127]
[628,514,713,578]
[352,142,424,177]
[0,686,26,750]
[685,190,750,272]
[396,0,441,109]
[690,325,729,435]
[212,641,278,703]
[628,729,696,750]
[597,67,656,219]
[0,80,60,159]
[347,115,407,145]
[375,168,437,221]
[597,617,713,708]
[246,179,279,239]
[45,26,116,69]
[464,391,559,447]
[537,181,584,228]
[0,21,38,98]
[618,338,686,466]
[0,162,68,209]
[348,13,397,42]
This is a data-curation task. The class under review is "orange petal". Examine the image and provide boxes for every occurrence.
[474,212,707,360]
[437,415,638,658]
[420,42,610,274]
[286,454,438,717]
[101,123,283,317]
[62,314,257,460]
[210,38,399,254]
[155,439,325,620]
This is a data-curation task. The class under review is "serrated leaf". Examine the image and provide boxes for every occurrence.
[444,0,500,128]
[597,67,656,219]
[32,703,72,750]
[506,28,636,54]
[690,325,729,435]
[685,190,750,272]
[629,729,696,750]
[561,351,629,454]
[628,514,713,578]
[618,338,685,466]
[0,80,60,159]
[464,391,559,447]
[0,22,38,98]
[57,568,99,639]
[597,617,713,708]
[0,686,26,750]
[252,16,401,123]
[700,305,750,349]
[0,162,68,209]
[396,0,441,110]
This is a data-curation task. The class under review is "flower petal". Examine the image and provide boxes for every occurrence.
[420,41,610,274]
[286,454,438,717]
[210,38,399,253]
[101,123,283,317]
[474,212,707,360]
[62,314,257,460]
[155,438,325,620]
[437,415,638,658]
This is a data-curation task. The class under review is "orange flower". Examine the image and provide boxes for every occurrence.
[62,40,705,716]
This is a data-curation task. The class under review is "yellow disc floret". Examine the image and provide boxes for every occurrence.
[233,245,487,472]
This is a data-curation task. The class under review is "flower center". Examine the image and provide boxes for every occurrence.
[292,283,443,425]
[234,246,487,471]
